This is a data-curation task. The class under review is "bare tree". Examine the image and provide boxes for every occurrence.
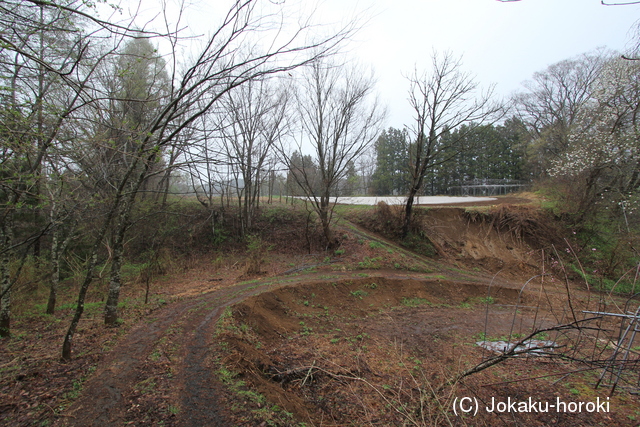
[513,50,609,178]
[99,36,171,327]
[402,51,502,237]
[356,143,377,195]
[286,59,383,246]
[42,161,81,315]
[60,0,356,358]
[219,76,289,235]
[0,0,110,336]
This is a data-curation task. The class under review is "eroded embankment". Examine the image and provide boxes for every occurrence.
[214,277,545,426]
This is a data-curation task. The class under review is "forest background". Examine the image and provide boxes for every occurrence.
[0,0,639,361]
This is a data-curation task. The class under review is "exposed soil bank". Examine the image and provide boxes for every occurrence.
[215,276,632,426]
[5,198,636,427]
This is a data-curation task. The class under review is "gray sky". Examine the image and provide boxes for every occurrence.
[340,0,640,128]
[119,0,640,129]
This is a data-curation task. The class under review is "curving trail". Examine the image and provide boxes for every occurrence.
[54,212,541,426]
[56,280,274,426]
[56,270,516,425]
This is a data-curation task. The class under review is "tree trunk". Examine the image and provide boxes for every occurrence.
[244,177,252,233]
[268,170,274,204]
[104,222,125,326]
[319,196,333,246]
[47,199,77,314]
[402,185,419,238]
[46,224,60,315]
[62,251,97,360]
[577,168,602,223]
[105,182,136,326]
[63,186,123,359]
[105,146,160,326]
[0,218,13,338]
[63,146,154,359]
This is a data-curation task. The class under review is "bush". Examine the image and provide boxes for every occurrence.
[244,235,271,276]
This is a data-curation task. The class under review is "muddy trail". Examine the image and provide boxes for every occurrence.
[55,269,512,426]
[54,280,244,426]
[48,204,627,426]
[52,210,544,426]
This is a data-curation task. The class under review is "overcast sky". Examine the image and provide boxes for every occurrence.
[340,0,640,128]
[119,0,640,129]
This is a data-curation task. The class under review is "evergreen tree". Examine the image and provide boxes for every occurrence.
[371,127,410,195]
[286,151,319,196]
[421,122,525,195]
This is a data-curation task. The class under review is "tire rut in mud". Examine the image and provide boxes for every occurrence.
[55,295,218,426]
[57,280,276,426]
[179,304,227,426]
[178,292,256,426]
[55,267,526,426]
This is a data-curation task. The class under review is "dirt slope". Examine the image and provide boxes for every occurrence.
[4,200,636,426]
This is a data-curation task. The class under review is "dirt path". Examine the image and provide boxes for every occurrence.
[54,209,549,426]
[56,280,273,426]
[55,290,222,426]
[56,263,522,426]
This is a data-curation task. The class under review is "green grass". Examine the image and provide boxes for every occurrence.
[478,296,495,304]
[333,204,373,215]
[401,231,438,257]
[401,297,430,307]
[369,241,385,249]
[350,289,369,299]
[569,263,639,294]
[33,301,103,315]
[357,257,380,269]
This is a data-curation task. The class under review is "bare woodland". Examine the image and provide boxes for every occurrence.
[0,0,639,391]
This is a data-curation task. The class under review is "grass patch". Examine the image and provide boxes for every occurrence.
[369,241,385,249]
[401,297,430,307]
[401,231,437,258]
[357,257,381,269]
[350,289,369,299]
[478,296,495,305]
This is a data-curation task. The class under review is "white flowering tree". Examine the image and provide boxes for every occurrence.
[550,57,640,220]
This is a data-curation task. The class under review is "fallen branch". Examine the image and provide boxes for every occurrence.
[441,317,603,391]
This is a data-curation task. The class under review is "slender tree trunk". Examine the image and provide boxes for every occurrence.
[625,158,640,194]
[0,217,13,337]
[403,181,422,238]
[158,142,180,207]
[32,7,45,264]
[104,206,128,326]
[269,170,274,204]
[47,228,74,315]
[244,177,252,233]
[62,250,98,360]
[577,168,602,223]
[63,144,156,359]
[251,169,262,215]
[46,223,60,315]
[46,184,78,315]
[62,208,115,359]
[104,157,150,326]
[319,195,333,245]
